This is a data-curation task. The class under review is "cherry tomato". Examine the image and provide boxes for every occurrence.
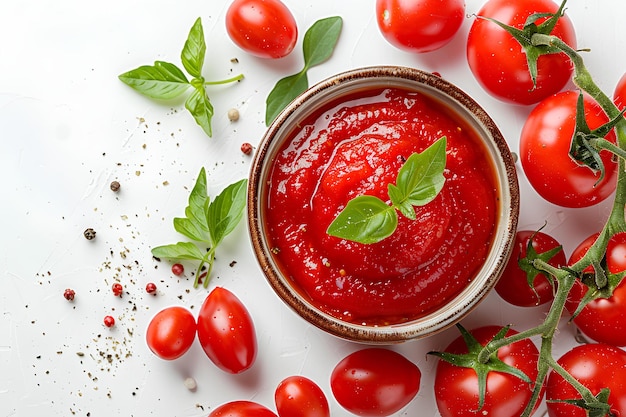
[495,230,565,307]
[375,0,464,53]
[519,90,618,208]
[225,0,298,59]
[208,400,278,417]
[330,348,421,416]
[565,232,626,346]
[467,0,576,105]
[145,306,196,360]
[614,72,626,113]
[434,326,543,417]
[546,344,626,416]
[197,287,257,374]
[275,376,329,417]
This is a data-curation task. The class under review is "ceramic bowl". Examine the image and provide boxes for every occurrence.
[248,66,519,343]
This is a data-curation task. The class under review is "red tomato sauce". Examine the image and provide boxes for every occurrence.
[265,87,498,325]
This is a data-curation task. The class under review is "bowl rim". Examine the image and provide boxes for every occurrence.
[248,65,520,343]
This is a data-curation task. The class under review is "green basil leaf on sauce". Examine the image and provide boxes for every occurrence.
[207,178,248,246]
[118,61,190,100]
[265,16,343,126]
[327,195,398,244]
[181,17,206,79]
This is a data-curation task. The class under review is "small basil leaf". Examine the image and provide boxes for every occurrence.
[181,17,206,78]
[327,195,398,244]
[151,241,206,261]
[388,184,416,220]
[395,137,447,208]
[303,16,343,68]
[118,61,190,99]
[185,86,214,137]
[265,71,309,126]
[207,178,248,246]
[186,167,210,232]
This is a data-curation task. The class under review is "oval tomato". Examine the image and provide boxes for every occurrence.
[145,306,196,360]
[197,287,257,373]
[225,0,297,59]
[467,0,576,105]
[519,90,618,208]
[275,376,329,417]
[330,348,420,416]
[495,230,565,307]
[565,232,626,346]
[434,326,543,417]
[209,400,278,417]
[375,0,464,53]
[546,344,626,416]
[614,72,626,113]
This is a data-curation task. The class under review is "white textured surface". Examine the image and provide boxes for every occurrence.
[1,1,625,416]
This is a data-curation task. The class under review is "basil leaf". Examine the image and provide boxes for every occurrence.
[327,195,398,244]
[393,136,447,208]
[303,16,343,68]
[186,167,210,232]
[185,86,214,137]
[118,61,190,100]
[151,241,206,262]
[181,17,206,78]
[265,71,309,126]
[208,178,248,246]
[265,16,343,126]
[173,217,206,242]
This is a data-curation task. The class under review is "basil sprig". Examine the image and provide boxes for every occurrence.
[151,167,247,288]
[327,137,447,244]
[265,16,343,126]
[119,18,243,137]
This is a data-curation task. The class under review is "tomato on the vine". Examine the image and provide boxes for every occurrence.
[197,287,257,373]
[495,230,565,307]
[467,0,577,105]
[330,348,420,416]
[546,344,626,417]
[208,400,278,417]
[225,0,298,59]
[275,376,330,417]
[519,90,618,208]
[145,306,196,360]
[614,72,626,113]
[565,232,626,346]
[433,326,543,417]
[375,0,464,53]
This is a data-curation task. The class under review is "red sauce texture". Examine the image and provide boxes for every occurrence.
[265,87,498,325]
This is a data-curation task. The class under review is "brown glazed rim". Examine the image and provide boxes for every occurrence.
[248,66,520,344]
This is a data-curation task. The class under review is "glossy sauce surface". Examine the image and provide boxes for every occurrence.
[265,87,498,325]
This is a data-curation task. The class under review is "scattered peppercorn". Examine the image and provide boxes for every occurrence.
[83,228,96,240]
[227,108,240,122]
[103,315,115,328]
[241,142,253,155]
[63,288,75,301]
[145,282,157,294]
[110,180,121,192]
[112,283,123,297]
[171,263,184,276]
[184,377,197,391]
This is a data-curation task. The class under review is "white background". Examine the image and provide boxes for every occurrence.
[1,0,625,416]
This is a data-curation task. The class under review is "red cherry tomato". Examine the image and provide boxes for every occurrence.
[614,72,626,113]
[375,0,465,53]
[225,0,297,59]
[208,400,278,417]
[275,376,330,417]
[434,326,543,417]
[519,90,618,208]
[197,287,257,374]
[330,348,421,417]
[467,0,576,105]
[145,306,196,360]
[546,344,626,416]
[495,230,565,307]
[566,232,626,346]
